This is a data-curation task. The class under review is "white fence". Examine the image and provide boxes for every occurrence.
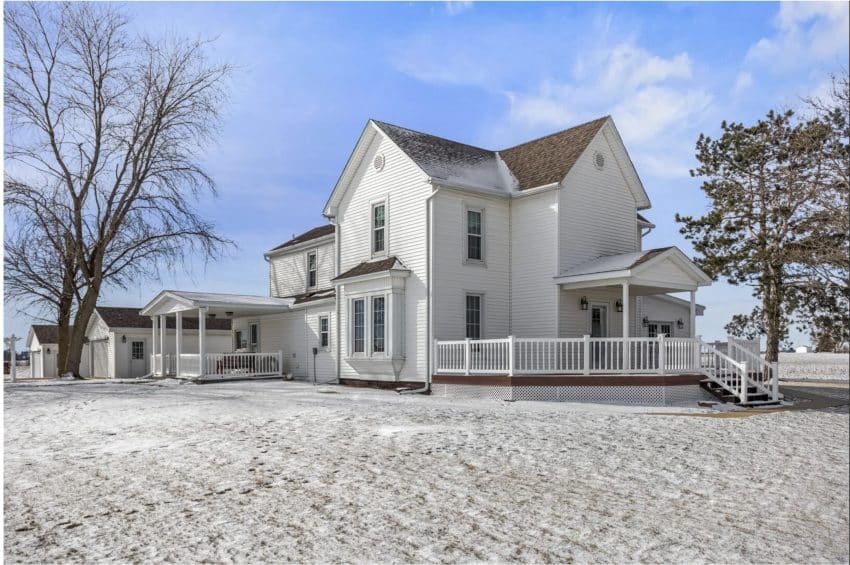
[152,351,284,379]
[435,335,700,376]
[434,335,780,402]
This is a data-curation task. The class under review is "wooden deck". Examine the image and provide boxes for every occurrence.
[432,373,704,387]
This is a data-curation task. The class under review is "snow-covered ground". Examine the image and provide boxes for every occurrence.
[779,352,849,381]
[4,380,849,563]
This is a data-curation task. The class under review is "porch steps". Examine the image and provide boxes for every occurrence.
[699,378,780,407]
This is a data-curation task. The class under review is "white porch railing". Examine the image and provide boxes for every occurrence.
[434,335,780,403]
[152,351,284,379]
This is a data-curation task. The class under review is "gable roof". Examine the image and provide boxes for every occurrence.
[332,256,407,281]
[96,306,232,331]
[371,121,511,191]
[31,325,60,344]
[372,117,609,192]
[268,224,334,254]
[325,115,650,216]
[499,116,609,190]
[282,288,336,305]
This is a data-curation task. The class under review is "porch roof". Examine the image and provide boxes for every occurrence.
[140,290,293,318]
[554,247,712,293]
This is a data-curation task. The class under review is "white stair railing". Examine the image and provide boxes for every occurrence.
[727,339,780,401]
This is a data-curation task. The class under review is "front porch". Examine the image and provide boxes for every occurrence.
[141,291,294,380]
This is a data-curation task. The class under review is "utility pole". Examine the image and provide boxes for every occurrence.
[5,334,22,383]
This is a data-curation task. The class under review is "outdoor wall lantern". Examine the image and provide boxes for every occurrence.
[677,319,685,329]
[615,299,623,312]
[642,316,649,327]
[121,335,127,343]
[580,296,588,310]
[46,348,51,354]
[225,311,234,318]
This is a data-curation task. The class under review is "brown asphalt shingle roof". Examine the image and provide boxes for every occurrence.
[96,307,231,331]
[333,256,403,281]
[269,224,334,254]
[373,116,609,191]
[499,116,609,190]
[630,247,673,268]
[31,325,61,344]
[282,288,336,305]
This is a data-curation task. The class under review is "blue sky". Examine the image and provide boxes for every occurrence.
[4,1,849,344]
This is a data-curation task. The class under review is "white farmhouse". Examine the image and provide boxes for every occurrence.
[140,116,780,405]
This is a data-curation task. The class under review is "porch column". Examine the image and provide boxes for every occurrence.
[622,282,630,371]
[689,290,696,338]
[159,315,166,375]
[175,311,183,377]
[198,307,207,377]
[151,316,158,375]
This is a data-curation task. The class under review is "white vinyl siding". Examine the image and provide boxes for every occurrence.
[511,189,559,337]
[268,240,334,297]
[637,295,694,338]
[559,130,639,272]
[559,288,637,338]
[337,133,430,381]
[432,191,510,341]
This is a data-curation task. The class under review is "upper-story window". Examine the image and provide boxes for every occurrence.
[466,209,483,261]
[372,203,386,254]
[307,251,317,288]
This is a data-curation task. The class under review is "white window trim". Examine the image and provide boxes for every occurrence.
[347,292,390,359]
[306,249,318,290]
[463,204,486,266]
[371,199,388,258]
[318,315,330,350]
[647,320,674,338]
[588,301,610,338]
[464,291,485,339]
[350,298,367,357]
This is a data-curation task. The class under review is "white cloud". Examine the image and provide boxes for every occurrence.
[504,42,711,144]
[746,2,849,71]
[732,71,754,96]
[445,1,473,16]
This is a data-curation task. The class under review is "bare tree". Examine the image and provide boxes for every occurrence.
[4,2,233,375]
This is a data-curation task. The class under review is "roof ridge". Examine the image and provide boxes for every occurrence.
[499,115,609,153]
[370,119,495,154]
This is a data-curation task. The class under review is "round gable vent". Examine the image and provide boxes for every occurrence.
[373,153,386,171]
[594,151,605,170]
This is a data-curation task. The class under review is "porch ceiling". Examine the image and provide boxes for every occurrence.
[140,290,293,318]
[553,247,712,293]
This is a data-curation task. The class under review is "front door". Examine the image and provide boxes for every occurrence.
[590,304,608,337]
[129,339,147,378]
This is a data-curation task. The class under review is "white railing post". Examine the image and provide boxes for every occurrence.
[508,335,515,376]
[583,335,590,375]
[658,334,666,375]
[740,361,749,404]
[278,351,284,375]
[464,338,471,376]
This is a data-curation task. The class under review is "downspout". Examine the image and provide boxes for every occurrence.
[331,217,341,384]
[399,184,441,394]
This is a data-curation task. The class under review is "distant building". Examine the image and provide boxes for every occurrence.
[795,345,811,354]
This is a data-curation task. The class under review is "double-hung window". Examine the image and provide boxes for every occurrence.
[307,251,317,288]
[352,299,365,353]
[372,203,386,254]
[465,294,482,339]
[467,209,483,261]
[372,296,385,353]
[319,316,329,348]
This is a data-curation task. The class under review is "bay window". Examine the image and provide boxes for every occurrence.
[372,296,385,353]
[353,299,365,353]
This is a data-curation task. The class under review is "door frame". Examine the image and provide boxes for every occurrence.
[589,301,610,338]
[127,337,148,378]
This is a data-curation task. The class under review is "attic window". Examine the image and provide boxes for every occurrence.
[373,153,385,171]
[594,151,605,170]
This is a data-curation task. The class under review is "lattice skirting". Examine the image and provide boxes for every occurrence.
[434,383,716,406]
